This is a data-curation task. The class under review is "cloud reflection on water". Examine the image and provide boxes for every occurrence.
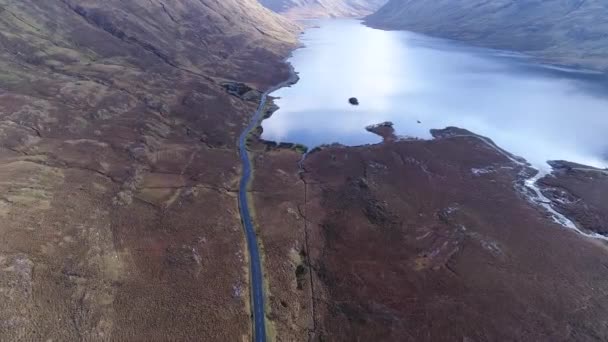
[263,19,608,169]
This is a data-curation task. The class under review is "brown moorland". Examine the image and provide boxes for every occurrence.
[3,0,608,340]
[0,0,297,340]
[251,126,608,341]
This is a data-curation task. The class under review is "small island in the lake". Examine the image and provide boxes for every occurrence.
[349,97,359,105]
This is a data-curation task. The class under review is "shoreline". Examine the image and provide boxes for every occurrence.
[258,90,608,240]
[257,88,608,240]
[236,58,300,342]
[362,20,608,74]
[243,14,608,342]
[251,19,608,242]
[258,85,608,240]
[256,20,608,172]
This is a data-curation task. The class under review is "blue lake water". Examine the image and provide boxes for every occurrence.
[261,19,608,170]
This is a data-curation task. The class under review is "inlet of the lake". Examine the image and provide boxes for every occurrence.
[261,19,608,170]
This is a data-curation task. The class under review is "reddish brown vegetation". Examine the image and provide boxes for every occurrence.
[0,0,296,340]
[254,128,608,341]
[300,133,608,341]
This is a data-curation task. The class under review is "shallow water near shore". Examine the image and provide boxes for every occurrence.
[262,19,608,170]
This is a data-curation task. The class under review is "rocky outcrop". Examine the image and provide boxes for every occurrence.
[539,161,608,236]
[222,82,262,101]
[365,121,395,141]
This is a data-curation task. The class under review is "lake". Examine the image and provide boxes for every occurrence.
[261,19,608,170]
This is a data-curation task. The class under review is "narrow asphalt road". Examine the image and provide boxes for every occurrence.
[237,68,297,342]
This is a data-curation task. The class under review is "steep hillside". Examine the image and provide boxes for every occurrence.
[365,0,608,70]
[0,0,296,340]
[260,0,386,19]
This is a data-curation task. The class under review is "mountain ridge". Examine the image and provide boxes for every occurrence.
[260,0,387,19]
[365,0,608,70]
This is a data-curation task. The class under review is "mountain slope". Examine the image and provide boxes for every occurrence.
[365,0,608,70]
[0,0,296,340]
[260,0,387,19]
[0,0,297,83]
